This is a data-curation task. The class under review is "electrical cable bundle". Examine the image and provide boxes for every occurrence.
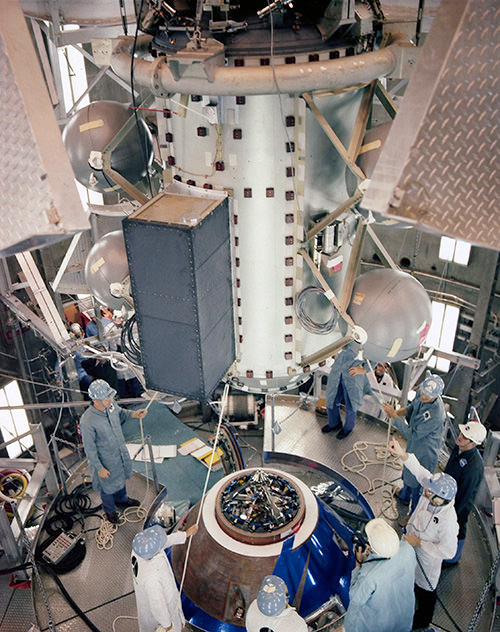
[35,483,102,575]
[120,313,143,365]
[43,482,101,536]
[295,286,338,334]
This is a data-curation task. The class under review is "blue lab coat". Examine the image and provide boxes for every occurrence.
[80,402,134,494]
[344,540,416,632]
[325,346,374,411]
[393,389,446,489]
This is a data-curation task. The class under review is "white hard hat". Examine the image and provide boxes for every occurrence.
[459,421,487,444]
[365,518,400,558]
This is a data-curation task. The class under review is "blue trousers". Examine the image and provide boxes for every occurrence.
[398,483,422,516]
[327,378,356,432]
[100,486,128,514]
[444,538,465,564]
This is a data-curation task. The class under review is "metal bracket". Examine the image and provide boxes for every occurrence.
[166,38,225,83]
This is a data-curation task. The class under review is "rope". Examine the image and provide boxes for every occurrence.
[179,383,230,594]
[112,615,139,631]
[364,359,399,519]
[340,440,402,520]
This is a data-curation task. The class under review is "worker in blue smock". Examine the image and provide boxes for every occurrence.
[382,373,446,520]
[344,518,416,632]
[322,343,375,439]
[80,379,148,523]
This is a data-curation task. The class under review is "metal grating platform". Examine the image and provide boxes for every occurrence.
[33,469,158,632]
[265,395,495,631]
[0,2,89,256]
[362,0,500,249]
[1,402,495,631]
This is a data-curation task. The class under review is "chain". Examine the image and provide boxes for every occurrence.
[467,548,500,631]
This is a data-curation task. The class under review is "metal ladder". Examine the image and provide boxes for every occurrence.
[0,423,59,580]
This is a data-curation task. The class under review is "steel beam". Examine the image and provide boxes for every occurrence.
[338,218,367,312]
[366,224,399,270]
[15,252,69,345]
[347,81,377,161]
[302,92,365,181]
[301,333,354,367]
[306,192,362,242]
[299,248,354,327]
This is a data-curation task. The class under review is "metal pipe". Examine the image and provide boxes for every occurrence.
[110,34,404,96]
[145,435,160,494]
[0,397,146,413]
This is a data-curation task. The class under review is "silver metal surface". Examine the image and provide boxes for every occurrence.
[361,0,500,249]
[0,585,36,632]
[20,0,137,25]
[50,231,94,295]
[264,394,494,631]
[110,34,402,97]
[33,470,158,631]
[0,1,89,256]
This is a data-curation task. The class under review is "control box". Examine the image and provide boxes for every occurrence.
[42,531,80,565]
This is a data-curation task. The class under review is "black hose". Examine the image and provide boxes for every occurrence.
[41,562,103,632]
[120,314,143,365]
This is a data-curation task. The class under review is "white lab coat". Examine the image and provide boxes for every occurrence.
[132,531,187,632]
[404,454,458,591]
[359,371,398,419]
[245,599,308,632]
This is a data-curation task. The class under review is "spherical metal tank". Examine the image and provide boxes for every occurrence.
[62,100,153,193]
[347,268,432,363]
[170,468,355,630]
[85,230,129,310]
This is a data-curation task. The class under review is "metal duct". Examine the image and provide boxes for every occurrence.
[110,34,404,97]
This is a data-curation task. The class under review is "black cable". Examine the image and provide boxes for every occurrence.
[414,552,463,632]
[43,483,102,537]
[0,561,33,575]
[41,561,103,632]
[467,547,500,631]
[130,0,154,197]
[295,286,338,334]
[119,0,129,35]
[120,313,143,365]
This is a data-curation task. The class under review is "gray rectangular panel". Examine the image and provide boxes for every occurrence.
[123,192,234,400]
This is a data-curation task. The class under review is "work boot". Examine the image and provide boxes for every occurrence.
[322,424,340,433]
[105,511,120,524]
[399,514,410,527]
[396,491,410,506]
[116,497,140,508]
[336,428,352,440]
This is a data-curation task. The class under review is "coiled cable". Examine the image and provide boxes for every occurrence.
[295,286,338,334]
[120,313,142,365]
